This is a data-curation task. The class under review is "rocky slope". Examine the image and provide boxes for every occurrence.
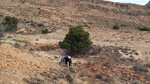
[0,43,57,83]
[0,43,149,84]
[0,0,150,33]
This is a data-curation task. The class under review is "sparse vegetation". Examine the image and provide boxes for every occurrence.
[133,65,148,72]
[138,27,150,31]
[83,24,89,27]
[3,16,18,32]
[42,29,49,34]
[14,43,21,48]
[59,26,93,53]
[113,24,120,30]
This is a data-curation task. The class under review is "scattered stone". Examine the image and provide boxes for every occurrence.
[66,74,73,83]
[14,43,21,48]
[86,75,91,78]
[96,74,102,80]
[7,36,13,38]
[79,72,85,77]
[134,52,139,55]
[120,58,126,61]
[40,72,47,76]
[91,68,98,72]
[54,56,59,59]
[69,67,77,73]
[103,62,110,67]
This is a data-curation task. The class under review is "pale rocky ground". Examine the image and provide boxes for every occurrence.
[1,25,150,83]
[1,26,150,62]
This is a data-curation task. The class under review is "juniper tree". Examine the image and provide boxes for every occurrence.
[59,26,93,53]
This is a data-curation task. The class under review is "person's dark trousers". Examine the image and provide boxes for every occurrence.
[68,59,72,66]
[65,59,72,67]
[65,59,68,65]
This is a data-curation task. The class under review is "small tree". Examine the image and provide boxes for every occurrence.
[3,16,18,32]
[59,26,93,53]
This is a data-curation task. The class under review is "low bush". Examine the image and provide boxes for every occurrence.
[113,24,120,30]
[3,16,19,32]
[133,65,148,72]
[138,27,150,31]
[42,29,49,34]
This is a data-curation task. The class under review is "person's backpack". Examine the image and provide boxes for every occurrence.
[66,55,71,59]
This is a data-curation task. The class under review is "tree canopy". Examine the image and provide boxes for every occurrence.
[59,26,93,53]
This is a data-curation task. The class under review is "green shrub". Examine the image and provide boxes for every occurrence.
[138,27,150,31]
[113,24,120,30]
[42,29,49,34]
[3,16,18,32]
[59,26,93,53]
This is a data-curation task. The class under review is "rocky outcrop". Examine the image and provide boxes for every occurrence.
[78,0,144,8]
[146,1,150,6]
[77,3,148,16]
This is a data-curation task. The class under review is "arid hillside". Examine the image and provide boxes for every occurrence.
[0,0,150,32]
[0,0,150,84]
